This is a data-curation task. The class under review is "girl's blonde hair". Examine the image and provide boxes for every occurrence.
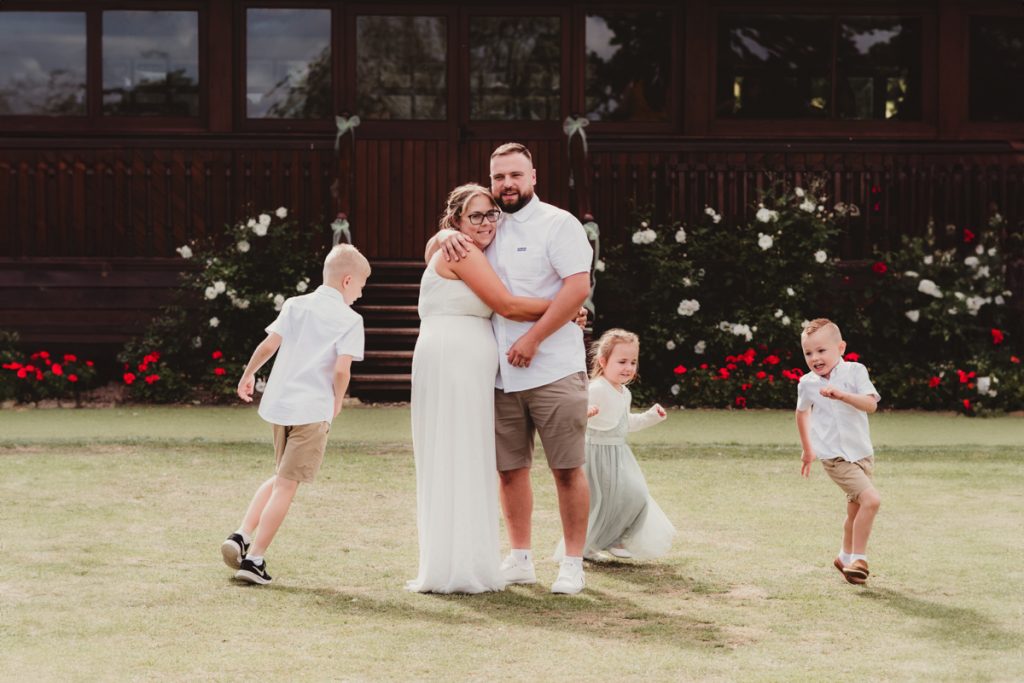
[439,183,498,232]
[589,328,641,381]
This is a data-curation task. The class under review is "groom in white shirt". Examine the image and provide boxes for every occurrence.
[437,143,593,594]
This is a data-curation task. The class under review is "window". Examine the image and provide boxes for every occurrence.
[356,16,447,121]
[103,11,200,117]
[0,12,86,116]
[970,17,1024,122]
[717,14,922,120]
[469,16,561,121]
[246,8,332,119]
[585,12,671,122]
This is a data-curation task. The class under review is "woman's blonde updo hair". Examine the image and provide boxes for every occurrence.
[589,328,641,381]
[439,183,498,232]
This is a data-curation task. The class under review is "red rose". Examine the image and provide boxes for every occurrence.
[872,262,887,274]
[673,365,687,375]
[17,368,27,379]
[699,364,708,370]
[734,396,747,408]
[123,372,137,385]
[51,363,64,376]
[844,352,860,362]
[717,368,730,379]
[962,398,972,411]
[138,363,148,372]
[963,228,975,243]
[145,374,160,384]
[214,367,227,376]
[991,328,1004,345]
[756,371,767,379]
[39,351,50,359]
[212,350,224,360]
[928,376,941,388]
[63,354,77,363]
[741,383,751,392]
[35,371,44,381]
[68,374,79,383]
[86,360,94,367]
[726,363,737,370]
[763,355,780,365]
[1012,356,1021,364]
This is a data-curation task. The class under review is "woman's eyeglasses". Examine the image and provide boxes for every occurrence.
[465,209,501,225]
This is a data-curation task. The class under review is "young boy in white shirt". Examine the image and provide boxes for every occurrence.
[796,318,881,585]
[221,244,370,585]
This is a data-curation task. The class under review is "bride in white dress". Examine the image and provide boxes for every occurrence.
[407,184,552,594]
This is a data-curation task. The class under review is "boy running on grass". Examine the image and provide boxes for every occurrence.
[221,244,370,585]
[796,318,881,585]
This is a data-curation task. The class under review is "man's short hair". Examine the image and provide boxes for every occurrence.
[323,243,371,282]
[801,318,842,341]
[490,142,532,163]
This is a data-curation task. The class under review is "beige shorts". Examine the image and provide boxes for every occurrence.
[821,456,875,502]
[494,372,588,471]
[272,421,331,483]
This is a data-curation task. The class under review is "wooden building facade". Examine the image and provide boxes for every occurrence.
[1,0,1022,392]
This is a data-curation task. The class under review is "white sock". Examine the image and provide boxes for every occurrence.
[235,529,251,544]
[511,549,532,564]
[839,551,852,565]
[563,556,584,569]
[849,554,867,564]
[246,555,264,566]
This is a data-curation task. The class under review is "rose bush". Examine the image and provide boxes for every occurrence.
[0,341,98,406]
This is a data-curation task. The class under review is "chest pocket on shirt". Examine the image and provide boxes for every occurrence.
[508,248,547,280]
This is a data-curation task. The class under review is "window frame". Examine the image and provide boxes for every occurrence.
[957,6,1024,139]
[707,2,938,139]
[0,1,208,133]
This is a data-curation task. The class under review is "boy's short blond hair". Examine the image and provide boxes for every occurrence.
[801,318,842,341]
[323,243,371,283]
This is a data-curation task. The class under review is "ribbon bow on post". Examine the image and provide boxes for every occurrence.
[562,115,589,189]
[582,213,600,317]
[334,114,361,152]
[331,212,352,246]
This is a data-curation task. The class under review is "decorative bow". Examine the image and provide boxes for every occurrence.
[332,213,352,245]
[334,115,361,151]
[562,116,590,189]
[582,217,600,315]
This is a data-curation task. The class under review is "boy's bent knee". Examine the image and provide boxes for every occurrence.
[857,488,880,509]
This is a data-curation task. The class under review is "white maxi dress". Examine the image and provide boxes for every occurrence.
[406,256,506,593]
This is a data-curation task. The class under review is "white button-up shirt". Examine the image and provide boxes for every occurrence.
[486,195,593,392]
[258,285,364,426]
[796,360,880,462]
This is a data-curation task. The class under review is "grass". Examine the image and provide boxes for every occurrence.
[2,407,1022,681]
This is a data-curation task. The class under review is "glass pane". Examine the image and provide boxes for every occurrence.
[357,16,446,120]
[716,14,831,118]
[246,9,331,119]
[970,17,1024,121]
[0,12,86,116]
[469,16,560,121]
[103,11,199,117]
[585,13,671,122]
[837,17,921,120]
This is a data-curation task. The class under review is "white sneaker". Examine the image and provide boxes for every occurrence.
[500,554,537,585]
[607,547,633,559]
[551,560,585,595]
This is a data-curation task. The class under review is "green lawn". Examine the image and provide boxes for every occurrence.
[2,407,1022,681]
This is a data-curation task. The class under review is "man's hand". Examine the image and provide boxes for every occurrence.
[573,306,589,329]
[507,333,541,368]
[438,230,474,262]
[800,450,815,478]
[237,374,255,402]
[587,405,600,418]
[820,386,846,401]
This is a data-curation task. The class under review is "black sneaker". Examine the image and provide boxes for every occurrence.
[221,533,250,570]
[235,558,272,585]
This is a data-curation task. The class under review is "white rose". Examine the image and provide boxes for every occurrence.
[640,220,649,228]
[682,277,693,287]
[275,207,288,219]
[974,265,990,279]
[988,247,997,256]
[918,279,942,298]
[713,213,721,224]
[594,259,605,272]
[258,213,272,227]
[213,280,227,294]
[994,295,1005,306]
[774,309,784,318]
[237,240,250,253]
[800,199,817,213]
[905,310,920,322]
[794,187,805,197]
[705,207,716,217]
[964,256,979,268]
[273,294,285,311]
[666,340,676,351]
[670,384,680,396]
[903,270,919,278]
[247,218,257,228]
[233,298,250,310]
[781,316,791,326]
[209,317,220,328]
[677,299,700,317]
[757,233,774,250]
[976,377,991,394]
[296,279,309,293]
[756,207,779,223]
[975,244,984,255]
[814,250,827,264]
[204,286,217,300]
[923,255,934,265]
[675,228,687,243]
[786,287,795,296]
[694,340,706,355]
[255,377,267,393]
[175,245,193,259]
[718,321,732,332]
[191,336,202,348]
[252,223,268,237]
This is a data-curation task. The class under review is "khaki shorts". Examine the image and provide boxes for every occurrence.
[821,456,875,502]
[494,372,588,471]
[272,421,331,483]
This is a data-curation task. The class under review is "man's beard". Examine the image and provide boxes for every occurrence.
[496,187,534,214]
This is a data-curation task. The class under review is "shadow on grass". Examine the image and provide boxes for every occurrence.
[268,563,728,650]
[859,587,1017,650]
